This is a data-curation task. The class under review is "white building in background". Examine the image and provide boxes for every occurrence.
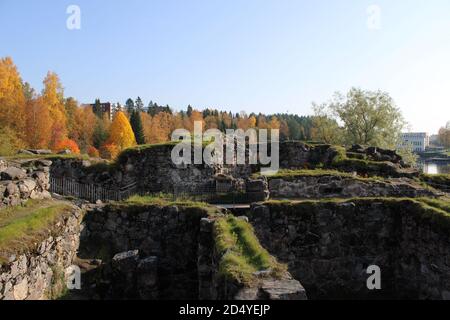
[398,132,430,152]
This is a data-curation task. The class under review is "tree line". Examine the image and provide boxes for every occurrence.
[0,57,318,159]
[1,56,430,163]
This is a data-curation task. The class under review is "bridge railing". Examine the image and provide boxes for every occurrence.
[50,177,138,202]
[50,177,258,204]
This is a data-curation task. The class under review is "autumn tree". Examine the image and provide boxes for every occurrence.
[93,113,111,149]
[0,127,26,156]
[0,57,26,139]
[65,97,79,139]
[54,138,80,154]
[141,112,153,144]
[22,81,35,101]
[106,111,136,150]
[72,106,97,151]
[42,72,68,148]
[279,120,290,141]
[150,112,174,143]
[25,97,52,149]
[205,115,219,130]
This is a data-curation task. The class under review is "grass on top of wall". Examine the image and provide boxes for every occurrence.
[0,200,73,265]
[264,197,450,232]
[256,169,385,182]
[125,194,210,209]
[214,215,286,285]
[420,174,450,187]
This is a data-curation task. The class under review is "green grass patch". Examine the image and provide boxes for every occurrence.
[214,215,286,285]
[264,197,450,232]
[125,194,209,208]
[420,174,450,188]
[256,169,385,183]
[331,157,401,176]
[416,197,450,214]
[0,200,73,265]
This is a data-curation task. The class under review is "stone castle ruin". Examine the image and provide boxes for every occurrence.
[0,142,449,300]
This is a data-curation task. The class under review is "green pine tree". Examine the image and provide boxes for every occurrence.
[130,110,146,145]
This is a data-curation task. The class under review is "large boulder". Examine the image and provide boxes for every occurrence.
[0,160,6,172]
[1,167,27,181]
[18,149,52,155]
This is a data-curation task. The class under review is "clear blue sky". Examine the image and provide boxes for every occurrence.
[1,0,449,134]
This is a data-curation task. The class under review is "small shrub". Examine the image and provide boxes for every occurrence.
[100,143,120,160]
[0,126,26,156]
[87,146,100,158]
[54,139,80,155]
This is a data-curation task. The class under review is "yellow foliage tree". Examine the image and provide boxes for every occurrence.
[269,116,280,130]
[204,115,219,130]
[107,111,136,150]
[72,106,97,151]
[0,57,26,138]
[42,72,68,148]
[151,112,174,143]
[140,112,153,144]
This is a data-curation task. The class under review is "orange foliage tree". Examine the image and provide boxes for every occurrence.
[42,72,68,148]
[54,138,80,154]
[26,97,52,149]
[71,106,97,152]
[87,146,100,158]
[100,143,120,160]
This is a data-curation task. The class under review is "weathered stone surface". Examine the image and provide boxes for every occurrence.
[0,160,6,172]
[259,279,307,300]
[80,204,210,300]
[0,161,51,208]
[17,149,35,155]
[137,256,158,299]
[0,205,82,300]
[268,176,441,199]
[13,278,29,300]
[5,182,19,197]
[112,250,140,272]
[1,167,27,181]
[248,200,450,300]
[197,215,306,301]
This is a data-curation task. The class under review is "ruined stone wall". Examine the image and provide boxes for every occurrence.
[47,142,418,199]
[79,204,210,299]
[248,199,450,300]
[49,145,223,194]
[268,176,440,199]
[197,217,307,301]
[118,145,221,193]
[0,159,52,208]
[0,205,83,300]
